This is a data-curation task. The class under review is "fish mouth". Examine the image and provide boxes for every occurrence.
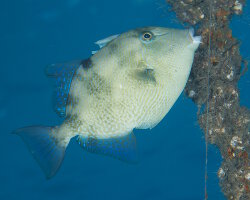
[188,28,202,44]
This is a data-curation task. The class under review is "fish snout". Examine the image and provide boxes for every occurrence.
[188,28,202,44]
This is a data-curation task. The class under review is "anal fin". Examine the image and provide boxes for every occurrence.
[77,133,138,163]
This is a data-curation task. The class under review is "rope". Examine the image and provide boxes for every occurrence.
[205,0,212,199]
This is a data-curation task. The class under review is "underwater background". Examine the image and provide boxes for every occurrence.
[1,0,249,199]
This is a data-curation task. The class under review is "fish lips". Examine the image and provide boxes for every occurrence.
[188,28,202,44]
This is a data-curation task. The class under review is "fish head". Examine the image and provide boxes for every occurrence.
[110,27,201,87]
[98,27,201,129]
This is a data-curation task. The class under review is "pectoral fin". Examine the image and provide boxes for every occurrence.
[134,61,156,83]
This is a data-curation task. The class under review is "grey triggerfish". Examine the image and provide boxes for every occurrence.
[14,27,201,179]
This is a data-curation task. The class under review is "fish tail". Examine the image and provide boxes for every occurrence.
[13,126,69,179]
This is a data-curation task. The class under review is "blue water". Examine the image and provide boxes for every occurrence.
[1,0,250,199]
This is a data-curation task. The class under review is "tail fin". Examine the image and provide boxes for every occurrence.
[13,126,67,179]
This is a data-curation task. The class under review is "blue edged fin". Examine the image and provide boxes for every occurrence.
[45,61,80,118]
[13,126,67,179]
[77,133,138,163]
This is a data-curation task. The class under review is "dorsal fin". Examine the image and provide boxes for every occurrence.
[95,34,119,48]
[45,60,81,118]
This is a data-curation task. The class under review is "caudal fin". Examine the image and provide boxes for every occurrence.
[13,126,67,179]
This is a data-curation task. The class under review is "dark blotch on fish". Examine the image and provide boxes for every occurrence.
[86,72,111,97]
[66,113,78,121]
[65,114,83,131]
[108,43,118,54]
[135,69,156,83]
[74,73,84,82]
[81,58,92,70]
[66,94,79,107]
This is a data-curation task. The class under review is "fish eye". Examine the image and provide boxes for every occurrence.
[142,32,153,41]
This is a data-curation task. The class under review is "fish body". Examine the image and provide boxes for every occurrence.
[14,27,201,178]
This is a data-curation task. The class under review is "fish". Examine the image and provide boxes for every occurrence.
[13,27,201,179]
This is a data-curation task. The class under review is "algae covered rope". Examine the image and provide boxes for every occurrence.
[165,0,250,199]
[204,1,212,199]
